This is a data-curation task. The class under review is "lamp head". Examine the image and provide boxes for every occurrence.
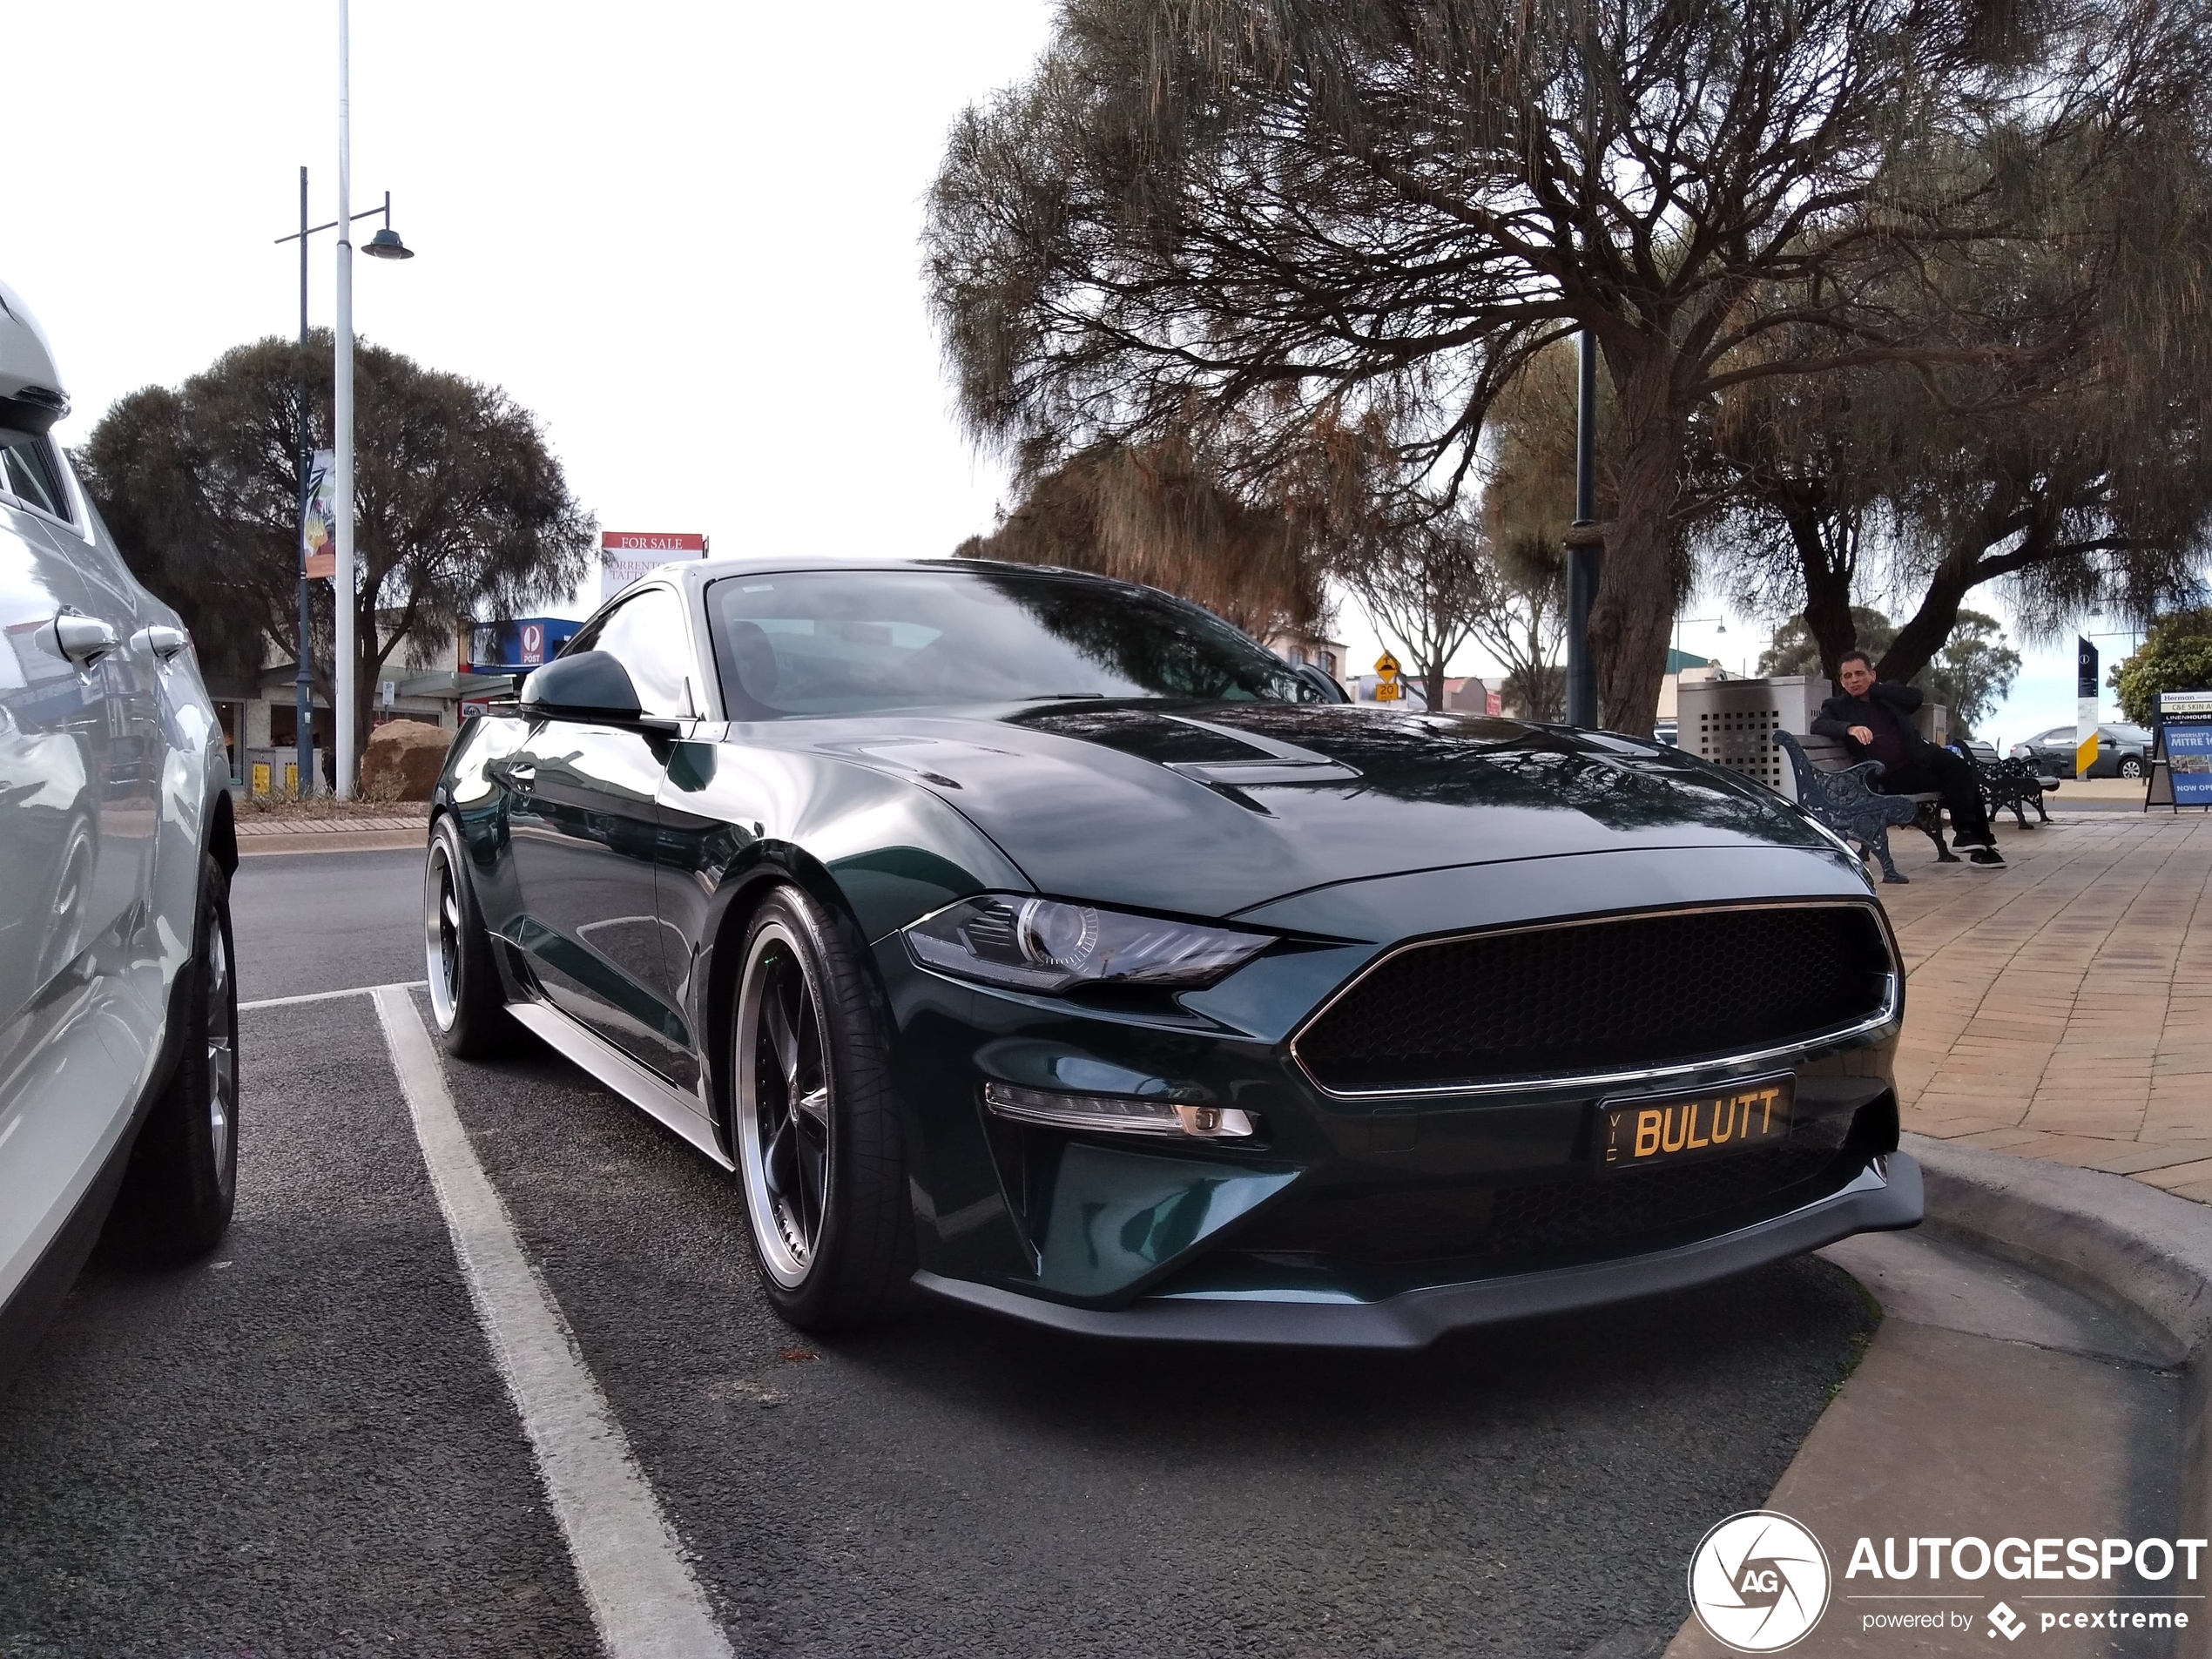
[364,226,415,260]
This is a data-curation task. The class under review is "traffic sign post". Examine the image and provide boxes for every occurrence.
[1373,651,1403,703]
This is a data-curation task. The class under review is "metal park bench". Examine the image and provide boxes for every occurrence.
[1957,738,2055,828]
[1773,730,1953,884]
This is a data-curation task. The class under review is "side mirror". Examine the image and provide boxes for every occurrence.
[1292,663,1350,704]
[520,651,643,722]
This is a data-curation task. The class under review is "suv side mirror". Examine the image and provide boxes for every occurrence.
[520,651,643,722]
[1292,663,1350,704]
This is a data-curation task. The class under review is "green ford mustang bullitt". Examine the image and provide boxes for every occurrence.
[425,558,1919,1346]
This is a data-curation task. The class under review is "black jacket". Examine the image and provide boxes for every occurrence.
[1811,679,1938,767]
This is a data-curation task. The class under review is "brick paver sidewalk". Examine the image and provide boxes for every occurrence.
[1878,806,2212,1199]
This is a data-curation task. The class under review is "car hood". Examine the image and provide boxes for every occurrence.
[773,701,1837,919]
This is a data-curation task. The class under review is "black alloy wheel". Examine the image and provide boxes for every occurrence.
[732,887,913,1330]
[105,853,239,1261]
[425,815,516,1058]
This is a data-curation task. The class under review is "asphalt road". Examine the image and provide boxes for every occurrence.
[229,846,427,1003]
[2,850,1885,1656]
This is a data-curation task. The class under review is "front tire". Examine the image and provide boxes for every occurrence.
[425,815,516,1058]
[732,887,913,1330]
[106,853,239,1262]
[2120,756,2145,779]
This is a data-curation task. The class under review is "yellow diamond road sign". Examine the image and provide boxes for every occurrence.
[1374,652,1400,677]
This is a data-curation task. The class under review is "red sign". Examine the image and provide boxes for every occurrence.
[600,532,708,554]
[520,623,545,666]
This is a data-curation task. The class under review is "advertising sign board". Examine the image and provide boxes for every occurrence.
[601,531,708,600]
[2147,690,2212,811]
[2160,690,2212,808]
[301,448,338,580]
[468,617,580,673]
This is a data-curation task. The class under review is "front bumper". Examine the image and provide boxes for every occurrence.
[913,1154,1922,1349]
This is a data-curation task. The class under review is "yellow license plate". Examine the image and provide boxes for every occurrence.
[1595,1076,1795,1174]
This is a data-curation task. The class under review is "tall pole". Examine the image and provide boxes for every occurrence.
[294,166,315,798]
[1565,328,1602,727]
[334,0,357,798]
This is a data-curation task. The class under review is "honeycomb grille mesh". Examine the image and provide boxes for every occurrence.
[1295,905,1892,1094]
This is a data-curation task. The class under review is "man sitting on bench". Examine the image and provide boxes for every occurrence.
[1811,651,2004,867]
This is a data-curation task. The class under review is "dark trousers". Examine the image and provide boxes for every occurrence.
[1878,750,1993,845]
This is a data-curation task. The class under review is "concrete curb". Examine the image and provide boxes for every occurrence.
[1903,1131,2212,1656]
[235,828,426,857]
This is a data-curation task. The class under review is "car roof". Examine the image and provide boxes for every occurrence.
[644,554,1118,596]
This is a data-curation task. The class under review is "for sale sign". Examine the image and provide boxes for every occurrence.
[601,531,708,600]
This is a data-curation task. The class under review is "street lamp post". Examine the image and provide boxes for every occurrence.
[332,0,413,798]
[1674,614,1726,664]
[272,173,411,798]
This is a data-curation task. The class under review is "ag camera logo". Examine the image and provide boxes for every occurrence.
[1689,1511,1832,1652]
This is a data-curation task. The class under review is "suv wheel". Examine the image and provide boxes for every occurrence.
[2119,755,2145,779]
[105,853,239,1261]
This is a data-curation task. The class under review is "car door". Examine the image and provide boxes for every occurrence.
[24,448,162,948]
[503,585,699,1085]
[0,469,135,1300]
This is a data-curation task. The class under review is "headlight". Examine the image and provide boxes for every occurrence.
[904,895,1273,994]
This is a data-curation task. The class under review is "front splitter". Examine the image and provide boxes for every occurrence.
[912,1155,1924,1350]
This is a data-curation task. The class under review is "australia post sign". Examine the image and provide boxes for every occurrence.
[601,531,708,601]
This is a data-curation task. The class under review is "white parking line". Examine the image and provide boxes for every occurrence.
[240,981,427,1011]
[370,986,734,1659]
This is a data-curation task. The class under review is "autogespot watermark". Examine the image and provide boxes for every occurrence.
[1689,1512,1832,1651]
[1689,1515,2209,1649]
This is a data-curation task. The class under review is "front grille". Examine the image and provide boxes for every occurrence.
[1223,1101,1881,1271]
[1294,904,1893,1095]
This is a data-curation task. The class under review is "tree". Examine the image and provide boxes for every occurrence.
[1757,609,1898,678]
[956,435,1325,637]
[1923,612,2022,737]
[78,333,594,765]
[1756,605,2019,732]
[2112,610,2212,725]
[925,0,2208,733]
[1337,509,1489,712]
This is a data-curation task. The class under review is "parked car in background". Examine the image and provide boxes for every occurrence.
[2011,724,2153,779]
[0,280,239,1388]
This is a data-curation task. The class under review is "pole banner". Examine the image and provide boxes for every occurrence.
[302,449,338,579]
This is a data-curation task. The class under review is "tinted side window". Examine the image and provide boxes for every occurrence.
[0,431,69,523]
[572,588,694,718]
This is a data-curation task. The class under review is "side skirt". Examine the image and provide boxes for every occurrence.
[503,999,733,1173]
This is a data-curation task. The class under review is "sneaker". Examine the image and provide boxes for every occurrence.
[1970,846,2006,867]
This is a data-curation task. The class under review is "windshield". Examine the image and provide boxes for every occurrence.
[704,567,1320,718]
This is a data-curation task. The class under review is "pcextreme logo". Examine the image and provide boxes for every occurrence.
[1688,1511,1832,1652]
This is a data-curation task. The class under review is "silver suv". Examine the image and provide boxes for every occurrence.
[0,280,239,1386]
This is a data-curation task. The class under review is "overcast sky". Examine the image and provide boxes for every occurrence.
[8,2,2124,748]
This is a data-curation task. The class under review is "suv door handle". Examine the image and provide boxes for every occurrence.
[130,624,190,661]
[49,613,120,666]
